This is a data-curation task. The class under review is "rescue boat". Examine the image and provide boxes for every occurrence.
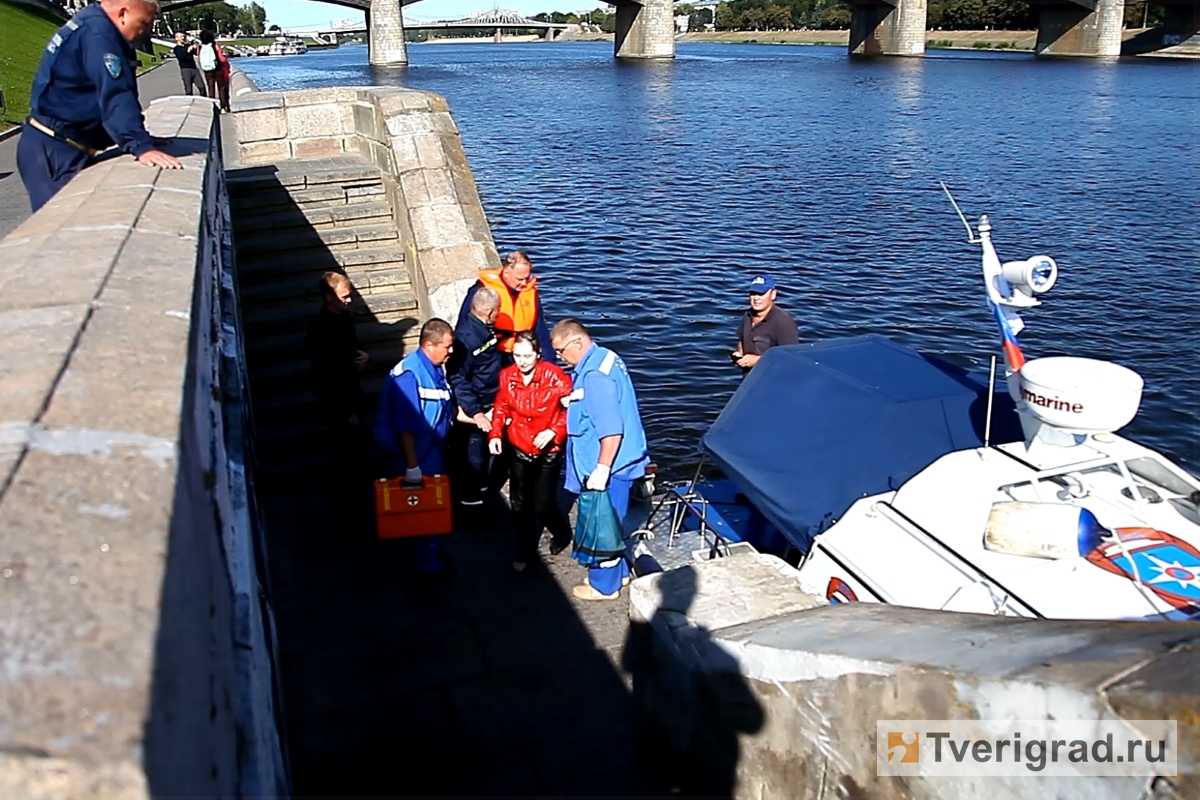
[632,193,1200,622]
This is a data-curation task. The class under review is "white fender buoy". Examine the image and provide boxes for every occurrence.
[983,502,1106,560]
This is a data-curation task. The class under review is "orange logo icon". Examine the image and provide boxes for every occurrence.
[887,732,919,763]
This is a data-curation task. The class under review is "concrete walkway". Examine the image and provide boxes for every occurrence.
[262,460,662,796]
[0,63,201,240]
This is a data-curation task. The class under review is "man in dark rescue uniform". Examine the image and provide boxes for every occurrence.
[18,0,181,212]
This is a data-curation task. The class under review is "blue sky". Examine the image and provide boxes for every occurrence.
[262,0,612,28]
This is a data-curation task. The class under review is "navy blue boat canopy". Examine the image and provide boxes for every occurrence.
[701,335,1021,553]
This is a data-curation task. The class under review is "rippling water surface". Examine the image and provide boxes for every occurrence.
[242,43,1199,473]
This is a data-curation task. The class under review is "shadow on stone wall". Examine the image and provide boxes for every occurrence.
[624,565,766,798]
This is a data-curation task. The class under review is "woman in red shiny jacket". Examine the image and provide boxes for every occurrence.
[488,331,574,571]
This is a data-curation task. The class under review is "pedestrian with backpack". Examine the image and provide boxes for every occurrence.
[197,30,230,112]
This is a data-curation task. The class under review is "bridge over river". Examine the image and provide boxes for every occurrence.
[288,10,573,45]
[155,0,1200,63]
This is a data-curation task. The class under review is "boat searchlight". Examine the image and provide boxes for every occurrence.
[1001,255,1057,301]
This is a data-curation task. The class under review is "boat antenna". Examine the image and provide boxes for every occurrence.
[939,181,981,243]
[984,355,996,449]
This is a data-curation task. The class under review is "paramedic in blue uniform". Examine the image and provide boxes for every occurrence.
[18,0,182,213]
[551,318,650,601]
[374,319,455,575]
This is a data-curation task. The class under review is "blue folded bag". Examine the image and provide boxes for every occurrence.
[572,489,625,567]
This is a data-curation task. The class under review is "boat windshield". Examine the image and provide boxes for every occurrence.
[995,457,1200,530]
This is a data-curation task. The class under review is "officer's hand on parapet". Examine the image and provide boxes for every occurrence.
[488,438,503,456]
[472,412,491,433]
[137,149,182,169]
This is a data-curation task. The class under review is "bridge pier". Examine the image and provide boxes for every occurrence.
[367,0,408,66]
[846,0,927,56]
[1033,0,1123,56]
[614,0,676,59]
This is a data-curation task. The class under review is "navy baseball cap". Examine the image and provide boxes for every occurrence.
[748,274,776,294]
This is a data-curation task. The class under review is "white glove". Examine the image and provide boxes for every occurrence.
[560,394,572,408]
[404,466,422,483]
[585,463,611,492]
[488,438,503,456]
[532,429,555,450]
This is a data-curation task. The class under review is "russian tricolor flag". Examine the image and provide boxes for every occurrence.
[992,303,1026,372]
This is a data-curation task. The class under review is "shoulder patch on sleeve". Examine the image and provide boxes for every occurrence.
[598,350,617,375]
[103,52,122,79]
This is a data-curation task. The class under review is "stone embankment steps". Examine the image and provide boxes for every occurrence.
[228,155,421,478]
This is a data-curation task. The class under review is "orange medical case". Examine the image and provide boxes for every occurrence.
[374,474,453,539]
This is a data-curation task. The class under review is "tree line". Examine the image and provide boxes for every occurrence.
[539,1,1165,32]
[159,2,269,37]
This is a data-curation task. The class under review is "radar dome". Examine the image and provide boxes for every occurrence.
[1018,357,1143,434]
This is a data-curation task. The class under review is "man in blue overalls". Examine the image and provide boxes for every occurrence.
[551,318,650,600]
[18,0,181,213]
[374,319,455,575]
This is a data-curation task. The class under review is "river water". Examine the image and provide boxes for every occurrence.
[239,42,1199,474]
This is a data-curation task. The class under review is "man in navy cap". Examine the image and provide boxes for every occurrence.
[732,273,798,371]
[18,0,182,213]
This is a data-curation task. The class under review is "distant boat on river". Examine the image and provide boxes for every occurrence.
[266,36,309,56]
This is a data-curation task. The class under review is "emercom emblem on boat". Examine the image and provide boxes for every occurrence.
[826,577,859,604]
[1086,528,1200,612]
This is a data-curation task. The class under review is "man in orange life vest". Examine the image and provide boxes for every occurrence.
[458,251,555,365]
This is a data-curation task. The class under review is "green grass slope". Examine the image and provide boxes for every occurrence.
[0,0,63,126]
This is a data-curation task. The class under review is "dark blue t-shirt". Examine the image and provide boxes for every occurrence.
[173,44,198,70]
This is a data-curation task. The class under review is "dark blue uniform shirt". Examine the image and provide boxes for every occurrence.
[446,312,501,417]
[29,4,153,156]
[457,282,556,366]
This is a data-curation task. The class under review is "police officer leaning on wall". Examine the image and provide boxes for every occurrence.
[18,0,182,213]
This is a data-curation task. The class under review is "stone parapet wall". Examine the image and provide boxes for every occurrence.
[628,556,1199,799]
[0,97,285,798]
[228,85,499,326]
[228,65,260,100]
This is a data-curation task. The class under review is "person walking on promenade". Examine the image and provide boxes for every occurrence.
[487,331,574,572]
[197,30,231,112]
[551,319,650,600]
[458,251,555,363]
[447,287,501,515]
[172,31,206,97]
[732,273,798,371]
[17,0,182,212]
[373,319,455,575]
[305,272,368,474]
